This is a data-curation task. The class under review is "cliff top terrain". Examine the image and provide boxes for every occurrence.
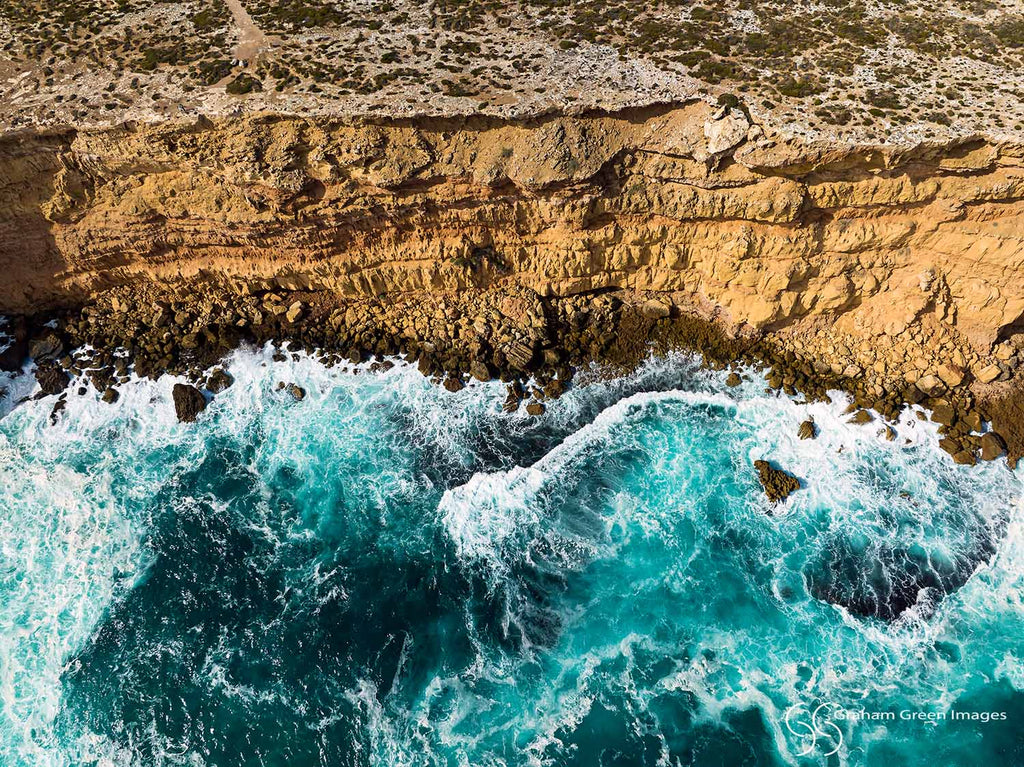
[1,0,1023,142]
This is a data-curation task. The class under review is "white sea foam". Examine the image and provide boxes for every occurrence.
[0,347,1020,766]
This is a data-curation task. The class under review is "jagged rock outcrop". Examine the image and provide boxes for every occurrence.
[0,101,1022,396]
[172,383,206,422]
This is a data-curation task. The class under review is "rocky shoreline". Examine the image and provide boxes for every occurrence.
[1,283,1018,471]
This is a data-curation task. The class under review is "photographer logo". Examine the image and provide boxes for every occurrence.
[785,703,843,757]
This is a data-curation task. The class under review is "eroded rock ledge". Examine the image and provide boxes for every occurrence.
[1,101,1023,458]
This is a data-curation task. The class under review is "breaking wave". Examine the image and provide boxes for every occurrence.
[0,346,1020,766]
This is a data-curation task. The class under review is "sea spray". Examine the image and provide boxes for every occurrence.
[0,346,1019,766]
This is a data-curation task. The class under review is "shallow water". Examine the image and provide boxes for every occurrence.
[0,347,1021,766]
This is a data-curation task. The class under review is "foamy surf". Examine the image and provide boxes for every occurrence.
[0,347,1019,766]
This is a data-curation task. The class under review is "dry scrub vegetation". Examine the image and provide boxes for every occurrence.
[1,0,1023,139]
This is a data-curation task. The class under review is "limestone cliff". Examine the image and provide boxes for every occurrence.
[1,101,1022,393]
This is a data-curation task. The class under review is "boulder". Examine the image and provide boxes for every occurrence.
[543,378,567,399]
[469,360,493,382]
[101,387,120,404]
[286,383,306,401]
[725,372,742,387]
[640,299,671,320]
[915,374,947,398]
[49,394,67,425]
[29,332,63,363]
[443,376,464,393]
[848,409,873,425]
[975,363,1002,384]
[962,410,983,432]
[506,340,536,371]
[953,450,977,466]
[286,301,305,324]
[979,432,1007,461]
[754,460,801,504]
[936,363,965,388]
[34,364,70,396]
[503,384,521,413]
[938,437,962,457]
[797,419,816,440]
[930,404,957,426]
[172,383,207,422]
[206,368,234,393]
[526,402,546,416]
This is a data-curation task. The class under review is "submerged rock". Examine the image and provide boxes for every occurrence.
[754,460,800,503]
[172,383,207,422]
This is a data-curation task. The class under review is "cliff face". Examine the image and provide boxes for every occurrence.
[1,102,1022,387]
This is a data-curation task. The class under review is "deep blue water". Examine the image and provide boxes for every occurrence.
[0,347,1021,766]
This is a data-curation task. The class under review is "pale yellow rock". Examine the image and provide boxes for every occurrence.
[916,374,947,397]
[975,363,1003,384]
[937,363,965,388]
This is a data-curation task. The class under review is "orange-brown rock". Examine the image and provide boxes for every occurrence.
[0,102,1022,395]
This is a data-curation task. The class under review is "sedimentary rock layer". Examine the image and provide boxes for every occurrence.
[1,101,1022,390]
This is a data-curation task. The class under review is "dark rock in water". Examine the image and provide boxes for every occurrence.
[49,394,67,424]
[172,383,207,422]
[725,372,742,387]
[526,401,546,416]
[286,383,306,401]
[443,376,464,393]
[417,354,438,377]
[754,460,800,503]
[797,419,816,439]
[979,431,1007,461]
[848,409,873,425]
[205,368,233,393]
[101,387,120,404]
[29,332,64,363]
[805,537,994,622]
[543,378,567,399]
[503,387,521,413]
[35,364,70,396]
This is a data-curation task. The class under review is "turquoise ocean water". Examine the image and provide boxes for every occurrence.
[0,346,1021,766]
